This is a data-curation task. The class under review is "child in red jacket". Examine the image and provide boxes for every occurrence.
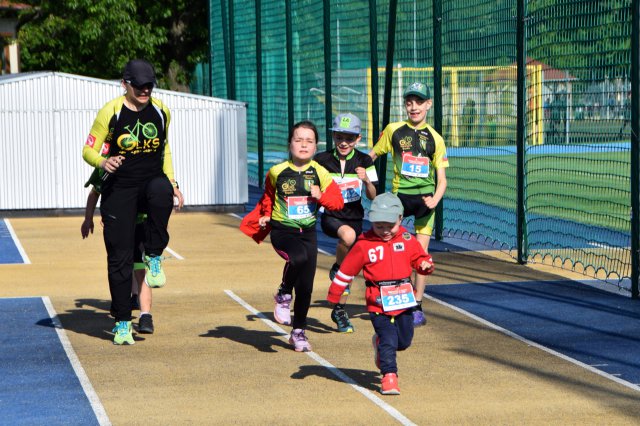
[327,192,433,395]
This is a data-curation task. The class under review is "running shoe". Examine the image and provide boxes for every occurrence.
[273,293,292,325]
[331,307,354,333]
[381,373,400,395]
[289,328,312,352]
[144,255,166,288]
[372,334,380,369]
[412,309,427,327]
[138,313,154,334]
[329,263,340,281]
[112,321,134,345]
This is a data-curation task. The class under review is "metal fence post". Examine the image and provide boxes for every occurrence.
[368,0,379,155]
[516,0,527,264]
[256,0,264,186]
[631,0,639,298]
[433,0,443,240]
[220,0,230,99]
[324,0,333,151]
[378,0,399,194]
[228,0,235,100]
[286,0,294,130]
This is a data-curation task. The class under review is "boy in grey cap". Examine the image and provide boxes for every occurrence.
[327,192,434,394]
[315,112,378,333]
[369,81,449,327]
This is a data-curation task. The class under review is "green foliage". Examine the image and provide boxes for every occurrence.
[528,0,631,80]
[16,0,207,90]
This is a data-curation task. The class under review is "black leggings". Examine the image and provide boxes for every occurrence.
[100,175,174,321]
[269,222,317,329]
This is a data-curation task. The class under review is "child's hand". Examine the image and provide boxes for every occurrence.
[81,220,94,239]
[258,216,271,229]
[417,254,434,275]
[355,167,369,183]
[173,187,184,210]
[310,184,322,199]
[422,195,438,210]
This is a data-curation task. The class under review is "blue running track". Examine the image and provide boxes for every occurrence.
[427,280,640,389]
[0,219,26,264]
[0,297,105,425]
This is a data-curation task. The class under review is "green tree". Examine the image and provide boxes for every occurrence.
[138,0,209,91]
[17,0,207,91]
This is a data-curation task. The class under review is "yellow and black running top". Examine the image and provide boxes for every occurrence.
[82,96,175,186]
[267,160,342,229]
[372,120,448,195]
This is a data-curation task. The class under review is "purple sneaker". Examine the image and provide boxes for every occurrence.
[273,293,292,325]
[289,328,312,352]
[412,309,427,327]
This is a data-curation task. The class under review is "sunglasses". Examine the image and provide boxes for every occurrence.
[333,133,358,143]
[126,81,154,91]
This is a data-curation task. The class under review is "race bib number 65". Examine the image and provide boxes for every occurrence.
[286,196,316,219]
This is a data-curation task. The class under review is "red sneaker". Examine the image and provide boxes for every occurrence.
[381,373,400,395]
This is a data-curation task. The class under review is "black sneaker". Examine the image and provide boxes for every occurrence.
[331,307,354,333]
[138,313,154,334]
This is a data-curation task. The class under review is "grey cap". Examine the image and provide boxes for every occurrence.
[369,193,404,223]
[403,82,431,100]
[330,113,361,135]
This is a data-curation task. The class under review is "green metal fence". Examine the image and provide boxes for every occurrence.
[203,0,638,298]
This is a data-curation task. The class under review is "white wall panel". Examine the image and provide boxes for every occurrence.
[0,72,247,211]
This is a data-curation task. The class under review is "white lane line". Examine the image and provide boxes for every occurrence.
[224,290,417,426]
[165,247,184,260]
[425,294,640,393]
[4,219,31,264]
[41,296,111,426]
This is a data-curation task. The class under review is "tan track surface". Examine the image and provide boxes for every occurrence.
[1,212,639,425]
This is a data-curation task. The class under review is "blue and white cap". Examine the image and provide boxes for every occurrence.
[330,113,361,135]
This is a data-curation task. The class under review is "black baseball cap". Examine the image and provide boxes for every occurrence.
[123,59,156,87]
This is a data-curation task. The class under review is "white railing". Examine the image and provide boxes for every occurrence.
[0,72,247,210]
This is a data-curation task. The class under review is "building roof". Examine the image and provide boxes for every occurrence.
[485,58,577,83]
[0,1,30,10]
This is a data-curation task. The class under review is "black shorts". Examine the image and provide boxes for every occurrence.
[321,214,363,239]
[397,192,434,220]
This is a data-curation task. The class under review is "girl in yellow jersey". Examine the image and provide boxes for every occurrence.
[241,121,343,352]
